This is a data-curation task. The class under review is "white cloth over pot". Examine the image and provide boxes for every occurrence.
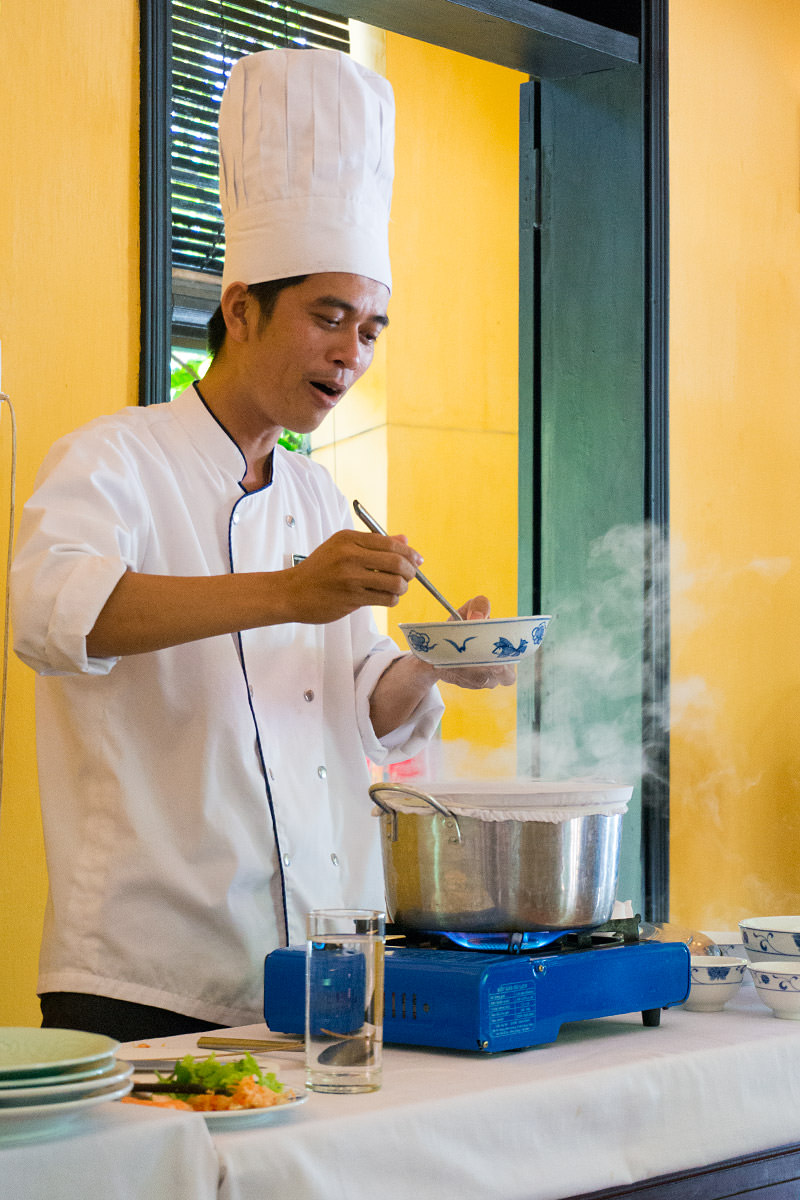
[371,777,632,822]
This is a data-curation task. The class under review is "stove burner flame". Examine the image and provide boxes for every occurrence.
[436,930,575,953]
[394,918,643,955]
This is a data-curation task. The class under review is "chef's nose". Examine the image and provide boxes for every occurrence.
[328,326,365,372]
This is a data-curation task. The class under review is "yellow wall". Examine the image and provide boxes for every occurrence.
[0,0,139,1023]
[669,0,800,928]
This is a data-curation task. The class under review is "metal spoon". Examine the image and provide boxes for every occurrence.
[317,1036,372,1066]
[353,499,463,621]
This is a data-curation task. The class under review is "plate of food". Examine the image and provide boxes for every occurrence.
[192,1092,308,1131]
[123,1052,304,1130]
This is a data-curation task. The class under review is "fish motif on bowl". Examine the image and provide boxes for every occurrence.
[493,636,527,659]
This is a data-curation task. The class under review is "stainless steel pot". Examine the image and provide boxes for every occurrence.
[369,781,625,932]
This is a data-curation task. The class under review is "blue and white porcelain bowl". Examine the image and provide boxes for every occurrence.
[683,956,747,1012]
[747,962,800,1020]
[399,615,552,669]
[739,916,800,964]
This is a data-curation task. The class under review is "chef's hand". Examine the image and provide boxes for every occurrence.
[287,530,423,623]
[430,596,517,690]
[369,595,514,737]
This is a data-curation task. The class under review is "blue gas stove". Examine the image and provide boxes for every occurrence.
[263,922,691,1054]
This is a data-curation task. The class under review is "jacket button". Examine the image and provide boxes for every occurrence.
[317,765,327,780]
[283,854,291,867]
[303,689,314,703]
[285,514,296,527]
[330,853,339,866]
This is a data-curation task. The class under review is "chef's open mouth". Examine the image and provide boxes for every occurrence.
[311,382,342,398]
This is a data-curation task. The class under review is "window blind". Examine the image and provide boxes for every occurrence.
[170,1,350,345]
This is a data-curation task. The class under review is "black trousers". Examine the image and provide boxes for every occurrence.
[39,992,224,1042]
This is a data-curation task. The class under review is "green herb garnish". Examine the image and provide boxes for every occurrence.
[156,1053,284,1097]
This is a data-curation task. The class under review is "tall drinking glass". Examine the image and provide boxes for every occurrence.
[305,908,385,1093]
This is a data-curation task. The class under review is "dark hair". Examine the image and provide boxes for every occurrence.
[207,275,309,358]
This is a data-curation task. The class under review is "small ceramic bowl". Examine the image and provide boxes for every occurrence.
[702,931,746,958]
[739,916,800,964]
[683,956,747,1012]
[399,615,551,669]
[747,962,800,1019]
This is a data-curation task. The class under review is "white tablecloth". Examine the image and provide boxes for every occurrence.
[207,981,800,1200]
[7,966,800,1200]
[1,1101,218,1200]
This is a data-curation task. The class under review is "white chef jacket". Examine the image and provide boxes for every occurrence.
[11,387,443,1026]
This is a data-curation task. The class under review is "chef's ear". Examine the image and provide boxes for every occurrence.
[220,281,254,343]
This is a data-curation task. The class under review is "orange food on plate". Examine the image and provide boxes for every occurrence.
[122,1094,193,1110]
[187,1075,295,1112]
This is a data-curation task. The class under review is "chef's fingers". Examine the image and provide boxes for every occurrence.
[437,663,517,690]
[346,531,423,593]
[347,530,423,573]
[289,530,420,619]
[454,594,491,621]
[304,530,421,575]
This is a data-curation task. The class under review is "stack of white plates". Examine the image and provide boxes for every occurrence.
[0,1027,133,1145]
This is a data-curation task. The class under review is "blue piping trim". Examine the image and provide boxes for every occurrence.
[192,380,274,493]
[227,493,289,946]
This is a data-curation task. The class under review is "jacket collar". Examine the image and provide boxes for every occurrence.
[171,383,250,484]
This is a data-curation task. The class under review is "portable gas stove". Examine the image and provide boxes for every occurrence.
[263,919,691,1053]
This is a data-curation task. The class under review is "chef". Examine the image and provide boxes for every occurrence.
[10,48,511,1040]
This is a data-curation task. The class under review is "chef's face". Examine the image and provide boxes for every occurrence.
[240,272,390,436]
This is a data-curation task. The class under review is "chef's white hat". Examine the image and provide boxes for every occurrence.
[219,48,395,294]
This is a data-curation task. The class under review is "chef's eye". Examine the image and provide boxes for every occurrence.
[314,311,343,327]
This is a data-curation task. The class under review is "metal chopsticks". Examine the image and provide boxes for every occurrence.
[352,499,463,621]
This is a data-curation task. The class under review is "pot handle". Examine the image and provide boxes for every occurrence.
[368,783,462,844]
[369,782,454,818]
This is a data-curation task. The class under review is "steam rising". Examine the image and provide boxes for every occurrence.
[389,525,796,925]
[425,523,666,787]
[421,524,792,794]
